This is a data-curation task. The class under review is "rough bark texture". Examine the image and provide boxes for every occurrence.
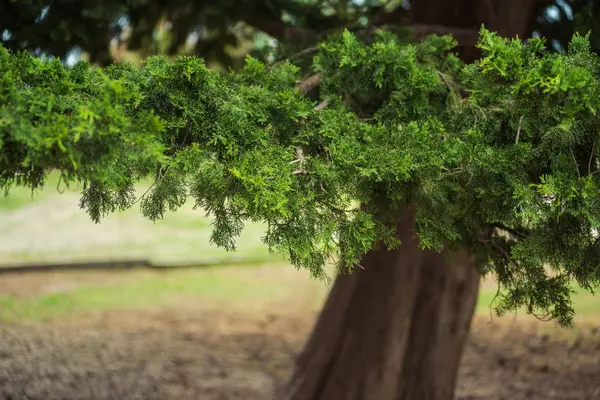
[283,210,479,400]
[411,0,545,62]
[283,2,542,399]
[399,250,480,400]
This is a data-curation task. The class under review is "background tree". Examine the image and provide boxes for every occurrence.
[2,1,600,400]
[2,0,598,66]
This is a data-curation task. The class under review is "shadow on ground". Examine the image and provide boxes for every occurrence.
[0,308,599,400]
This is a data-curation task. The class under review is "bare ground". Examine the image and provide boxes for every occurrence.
[1,195,599,399]
[1,301,599,399]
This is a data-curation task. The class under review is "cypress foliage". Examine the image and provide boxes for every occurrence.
[2,28,599,326]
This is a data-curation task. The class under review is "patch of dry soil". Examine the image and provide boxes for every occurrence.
[0,309,599,400]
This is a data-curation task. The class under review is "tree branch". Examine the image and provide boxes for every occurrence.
[272,46,319,66]
[243,15,317,44]
[588,140,596,175]
[492,223,528,239]
[277,3,480,97]
[313,99,330,111]
[296,73,322,94]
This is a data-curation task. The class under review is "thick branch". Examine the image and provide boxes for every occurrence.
[296,73,322,94]
[313,99,329,111]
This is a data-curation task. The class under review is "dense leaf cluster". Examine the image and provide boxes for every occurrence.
[2,28,599,326]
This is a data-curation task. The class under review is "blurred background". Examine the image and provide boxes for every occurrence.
[1,1,600,399]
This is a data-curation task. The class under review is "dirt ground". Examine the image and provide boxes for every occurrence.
[2,186,599,399]
[0,305,599,400]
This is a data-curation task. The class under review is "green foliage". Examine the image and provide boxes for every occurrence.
[0,0,400,67]
[0,0,586,70]
[2,28,600,326]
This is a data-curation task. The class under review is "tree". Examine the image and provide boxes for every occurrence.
[2,1,596,66]
[2,2,600,400]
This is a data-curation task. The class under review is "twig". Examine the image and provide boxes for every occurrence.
[296,73,322,94]
[313,99,330,111]
[289,146,305,164]
[478,238,519,290]
[488,277,503,324]
[480,239,513,265]
[588,140,596,175]
[289,146,310,175]
[132,130,187,207]
[56,171,68,194]
[515,115,524,144]
[131,166,165,207]
[272,46,319,67]
[570,147,581,178]
[492,223,528,239]
[441,166,464,176]
[436,70,454,92]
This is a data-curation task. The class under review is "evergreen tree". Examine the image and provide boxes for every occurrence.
[2,1,600,399]
[2,1,597,65]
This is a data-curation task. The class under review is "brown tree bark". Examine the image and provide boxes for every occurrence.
[283,2,543,399]
[410,0,548,62]
[282,209,479,400]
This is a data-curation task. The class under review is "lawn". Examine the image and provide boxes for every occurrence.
[0,172,280,265]
[0,172,61,211]
[0,262,597,326]
[0,263,324,322]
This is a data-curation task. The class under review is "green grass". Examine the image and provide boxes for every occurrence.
[0,236,277,265]
[159,210,213,230]
[0,264,313,322]
[1,263,598,324]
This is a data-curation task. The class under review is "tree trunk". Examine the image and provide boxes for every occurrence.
[283,209,480,400]
[283,2,542,399]
[410,0,545,62]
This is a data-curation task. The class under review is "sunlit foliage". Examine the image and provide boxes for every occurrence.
[2,28,599,326]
